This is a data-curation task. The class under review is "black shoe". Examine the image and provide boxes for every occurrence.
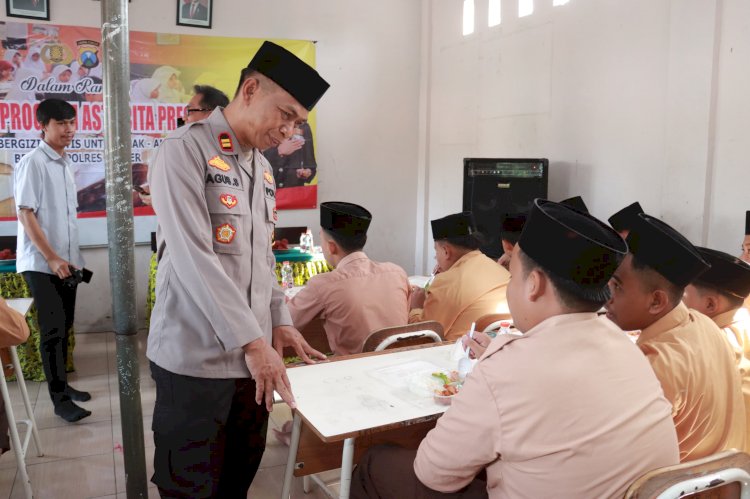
[54,400,92,423]
[65,385,91,402]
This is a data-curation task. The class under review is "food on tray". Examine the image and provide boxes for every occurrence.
[0,248,15,260]
[432,370,462,405]
[431,370,460,385]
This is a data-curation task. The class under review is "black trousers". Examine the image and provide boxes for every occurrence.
[150,362,269,499]
[22,271,76,405]
[350,445,488,499]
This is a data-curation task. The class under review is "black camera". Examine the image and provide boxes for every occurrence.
[63,266,93,288]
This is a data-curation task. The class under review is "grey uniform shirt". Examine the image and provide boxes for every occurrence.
[147,108,292,378]
[14,141,84,274]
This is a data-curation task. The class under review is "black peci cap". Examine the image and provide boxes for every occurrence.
[247,41,330,111]
[320,202,371,238]
[431,212,477,240]
[518,199,627,290]
[693,247,750,299]
[626,214,710,287]
[560,196,589,214]
[608,201,644,232]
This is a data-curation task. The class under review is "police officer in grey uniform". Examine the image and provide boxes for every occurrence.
[147,41,330,498]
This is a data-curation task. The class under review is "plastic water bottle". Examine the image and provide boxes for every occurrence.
[304,229,313,252]
[281,261,294,290]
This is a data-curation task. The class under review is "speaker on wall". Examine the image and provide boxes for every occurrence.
[462,158,549,259]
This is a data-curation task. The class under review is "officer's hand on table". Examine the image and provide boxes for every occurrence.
[243,337,294,411]
[48,257,73,279]
[461,331,492,360]
[272,325,327,365]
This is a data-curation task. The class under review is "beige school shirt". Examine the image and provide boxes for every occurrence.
[714,306,750,451]
[147,108,291,378]
[414,313,679,498]
[409,250,510,341]
[287,251,410,356]
[637,303,746,461]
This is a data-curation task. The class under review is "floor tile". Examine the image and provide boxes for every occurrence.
[249,464,331,499]
[111,416,153,457]
[24,420,114,467]
[114,446,154,494]
[9,452,115,499]
[0,467,16,497]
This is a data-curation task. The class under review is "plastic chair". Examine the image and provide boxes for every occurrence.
[623,449,750,499]
[363,321,444,352]
[475,313,514,334]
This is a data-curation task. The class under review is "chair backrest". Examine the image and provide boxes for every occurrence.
[623,450,750,499]
[362,321,444,353]
[475,313,513,333]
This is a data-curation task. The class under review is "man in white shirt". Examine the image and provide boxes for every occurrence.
[14,99,91,423]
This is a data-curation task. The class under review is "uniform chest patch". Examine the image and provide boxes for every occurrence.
[263,171,274,185]
[215,223,237,244]
[206,173,240,187]
[218,132,234,152]
[220,193,238,209]
[208,155,231,172]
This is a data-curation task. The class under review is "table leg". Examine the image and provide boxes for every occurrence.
[303,475,312,493]
[1,367,33,499]
[10,346,43,456]
[338,437,356,499]
[281,412,302,499]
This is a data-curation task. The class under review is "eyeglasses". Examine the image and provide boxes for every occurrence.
[185,107,210,116]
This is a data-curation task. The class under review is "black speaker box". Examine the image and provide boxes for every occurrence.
[462,158,548,259]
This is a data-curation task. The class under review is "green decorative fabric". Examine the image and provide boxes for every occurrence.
[273,259,332,286]
[0,272,76,382]
[145,253,332,324]
[145,253,157,328]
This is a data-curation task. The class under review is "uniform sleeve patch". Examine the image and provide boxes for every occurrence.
[220,193,238,209]
[215,223,237,244]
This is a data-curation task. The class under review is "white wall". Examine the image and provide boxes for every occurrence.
[24,0,750,328]
[420,0,750,272]
[37,0,422,331]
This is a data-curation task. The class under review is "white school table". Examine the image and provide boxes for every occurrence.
[2,298,45,499]
[280,343,457,499]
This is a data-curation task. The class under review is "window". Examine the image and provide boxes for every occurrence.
[488,0,501,27]
[463,0,475,35]
[519,0,533,17]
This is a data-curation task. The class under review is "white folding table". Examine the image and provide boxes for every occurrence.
[280,343,457,499]
[2,297,45,499]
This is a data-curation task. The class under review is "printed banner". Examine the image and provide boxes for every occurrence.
[0,21,319,221]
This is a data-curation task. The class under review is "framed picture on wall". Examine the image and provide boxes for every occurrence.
[177,0,212,29]
[5,0,50,20]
